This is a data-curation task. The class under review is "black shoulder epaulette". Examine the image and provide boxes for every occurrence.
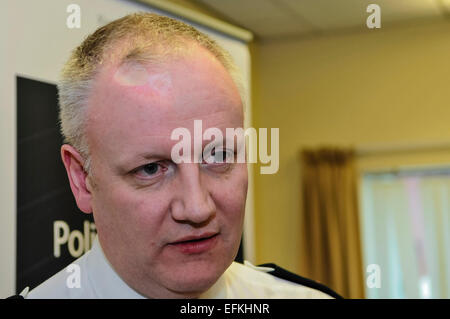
[258,263,344,299]
[5,295,24,299]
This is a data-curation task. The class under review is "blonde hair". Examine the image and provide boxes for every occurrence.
[58,12,244,173]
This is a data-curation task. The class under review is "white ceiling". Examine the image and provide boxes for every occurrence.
[193,0,450,40]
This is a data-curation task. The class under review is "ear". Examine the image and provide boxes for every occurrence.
[61,144,93,214]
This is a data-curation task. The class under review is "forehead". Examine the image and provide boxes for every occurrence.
[85,44,243,159]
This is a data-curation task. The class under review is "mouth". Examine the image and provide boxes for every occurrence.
[168,233,219,254]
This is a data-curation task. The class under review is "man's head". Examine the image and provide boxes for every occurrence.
[59,13,248,298]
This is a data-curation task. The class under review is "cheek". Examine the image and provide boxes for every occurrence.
[132,194,170,228]
[211,165,248,223]
[92,183,170,239]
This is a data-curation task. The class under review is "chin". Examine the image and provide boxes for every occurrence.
[164,259,230,297]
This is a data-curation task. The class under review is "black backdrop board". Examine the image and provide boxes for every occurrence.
[16,76,95,293]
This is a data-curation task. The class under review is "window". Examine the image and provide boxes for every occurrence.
[360,168,450,298]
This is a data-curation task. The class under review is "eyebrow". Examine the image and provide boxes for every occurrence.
[115,151,167,174]
[117,134,238,170]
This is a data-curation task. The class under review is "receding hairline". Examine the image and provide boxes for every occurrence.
[93,35,204,77]
[87,35,244,115]
[61,12,235,81]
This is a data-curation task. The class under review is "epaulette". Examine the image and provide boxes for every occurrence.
[259,263,344,299]
[5,287,28,299]
[5,295,24,299]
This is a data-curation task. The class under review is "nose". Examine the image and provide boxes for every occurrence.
[170,164,216,225]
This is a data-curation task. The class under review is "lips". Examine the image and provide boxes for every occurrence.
[168,233,219,254]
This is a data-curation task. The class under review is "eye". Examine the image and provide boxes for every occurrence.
[143,163,159,175]
[214,150,230,163]
[134,162,168,179]
[203,148,234,165]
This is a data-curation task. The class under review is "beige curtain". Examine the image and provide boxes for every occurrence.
[299,148,365,298]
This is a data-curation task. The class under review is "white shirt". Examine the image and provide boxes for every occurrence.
[25,237,332,299]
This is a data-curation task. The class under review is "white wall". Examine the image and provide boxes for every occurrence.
[0,0,252,297]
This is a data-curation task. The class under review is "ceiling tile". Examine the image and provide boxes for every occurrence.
[273,0,443,30]
[196,0,319,38]
[278,0,368,29]
[377,0,443,20]
[196,0,287,22]
[243,16,318,38]
[195,0,446,39]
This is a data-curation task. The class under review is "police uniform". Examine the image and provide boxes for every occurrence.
[11,237,341,299]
